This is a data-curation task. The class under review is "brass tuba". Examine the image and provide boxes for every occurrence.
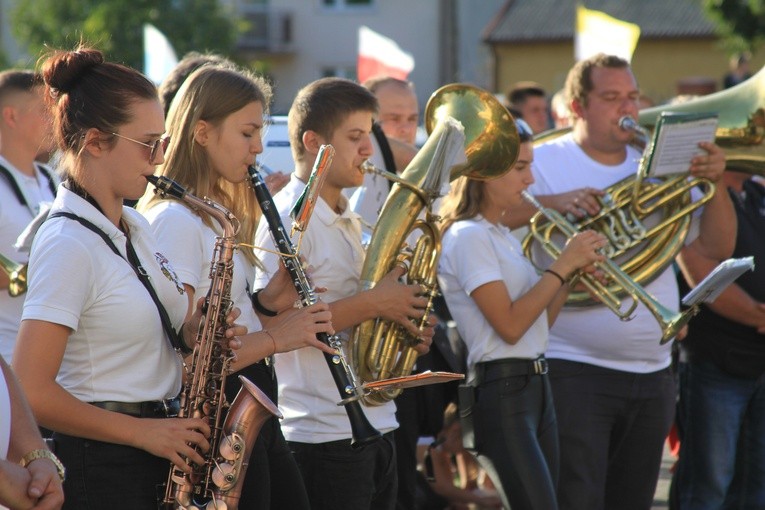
[0,253,26,297]
[351,84,520,404]
[524,65,765,310]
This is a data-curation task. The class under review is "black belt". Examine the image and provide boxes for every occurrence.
[474,357,548,386]
[90,397,180,418]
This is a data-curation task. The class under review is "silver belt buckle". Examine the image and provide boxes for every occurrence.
[534,358,548,375]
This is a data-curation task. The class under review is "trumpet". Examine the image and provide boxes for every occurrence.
[522,191,698,344]
[0,253,27,297]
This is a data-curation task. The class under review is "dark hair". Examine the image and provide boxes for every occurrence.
[288,77,377,162]
[158,52,235,117]
[564,53,630,108]
[0,70,42,104]
[41,45,158,172]
[506,81,546,107]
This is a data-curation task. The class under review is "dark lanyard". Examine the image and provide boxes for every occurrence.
[0,163,57,207]
[47,210,190,354]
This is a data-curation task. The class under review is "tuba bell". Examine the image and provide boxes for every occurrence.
[524,65,765,311]
[351,84,520,405]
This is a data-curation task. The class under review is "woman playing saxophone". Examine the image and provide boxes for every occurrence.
[12,46,246,509]
[138,64,335,509]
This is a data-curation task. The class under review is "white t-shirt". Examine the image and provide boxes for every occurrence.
[0,158,57,361]
[529,133,677,373]
[253,174,398,443]
[142,200,262,338]
[22,187,186,402]
[439,217,548,384]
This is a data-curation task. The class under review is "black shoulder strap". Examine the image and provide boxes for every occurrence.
[47,211,189,353]
[0,163,58,206]
[35,164,58,197]
[372,123,397,190]
[0,164,25,205]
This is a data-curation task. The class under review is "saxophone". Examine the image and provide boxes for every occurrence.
[147,175,282,510]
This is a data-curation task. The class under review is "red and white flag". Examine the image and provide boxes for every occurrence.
[357,26,414,83]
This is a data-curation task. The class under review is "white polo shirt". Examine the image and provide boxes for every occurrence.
[439,217,548,384]
[142,200,262,337]
[0,157,56,361]
[530,133,677,373]
[22,187,185,402]
[253,174,398,443]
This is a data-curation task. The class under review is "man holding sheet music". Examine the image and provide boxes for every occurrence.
[509,53,736,510]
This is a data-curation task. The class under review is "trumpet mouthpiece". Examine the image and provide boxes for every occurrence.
[618,116,638,131]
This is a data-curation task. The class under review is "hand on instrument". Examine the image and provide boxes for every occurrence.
[266,301,335,355]
[549,187,604,218]
[555,230,607,277]
[371,266,431,339]
[135,417,211,474]
[689,141,725,183]
[413,314,436,355]
[184,298,248,352]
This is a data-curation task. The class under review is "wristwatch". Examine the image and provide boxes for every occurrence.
[20,448,66,482]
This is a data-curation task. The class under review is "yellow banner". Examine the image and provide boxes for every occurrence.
[575,5,641,62]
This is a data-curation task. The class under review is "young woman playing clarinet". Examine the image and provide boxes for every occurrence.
[437,118,606,510]
[138,64,334,509]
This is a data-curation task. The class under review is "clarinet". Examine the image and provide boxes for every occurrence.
[248,165,382,448]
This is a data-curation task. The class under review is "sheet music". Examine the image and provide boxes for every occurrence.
[681,256,755,307]
[648,113,718,177]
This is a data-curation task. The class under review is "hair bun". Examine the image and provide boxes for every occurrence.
[42,47,104,94]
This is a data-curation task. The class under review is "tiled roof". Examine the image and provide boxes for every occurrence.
[484,0,717,43]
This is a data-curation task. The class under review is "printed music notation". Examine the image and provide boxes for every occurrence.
[646,112,718,177]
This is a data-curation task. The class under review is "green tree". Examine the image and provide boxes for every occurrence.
[12,0,240,71]
[701,0,765,54]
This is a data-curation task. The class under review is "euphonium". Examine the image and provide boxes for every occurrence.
[0,252,26,297]
[522,191,698,345]
[148,175,281,510]
[351,84,520,405]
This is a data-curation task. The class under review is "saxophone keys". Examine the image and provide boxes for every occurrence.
[218,433,245,460]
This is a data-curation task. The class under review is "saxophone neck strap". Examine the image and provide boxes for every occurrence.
[47,211,190,354]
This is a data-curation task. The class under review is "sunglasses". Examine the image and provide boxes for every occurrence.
[111,132,170,164]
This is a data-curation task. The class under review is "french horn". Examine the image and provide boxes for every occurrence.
[351,84,520,405]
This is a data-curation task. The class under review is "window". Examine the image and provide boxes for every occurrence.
[322,0,374,10]
[321,66,357,81]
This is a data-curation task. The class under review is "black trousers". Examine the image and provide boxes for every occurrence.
[289,432,398,510]
[473,369,559,510]
[56,432,168,510]
[549,359,675,510]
